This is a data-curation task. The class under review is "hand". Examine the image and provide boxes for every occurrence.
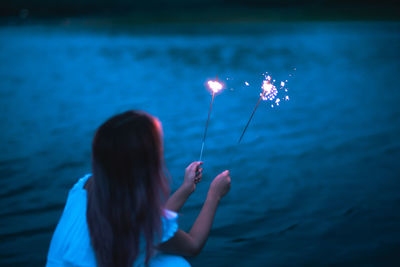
[183,161,203,193]
[209,170,231,200]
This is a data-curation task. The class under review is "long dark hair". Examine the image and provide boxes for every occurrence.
[86,110,170,267]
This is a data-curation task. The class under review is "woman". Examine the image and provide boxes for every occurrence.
[46,110,231,267]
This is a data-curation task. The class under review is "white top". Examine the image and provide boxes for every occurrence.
[46,174,190,267]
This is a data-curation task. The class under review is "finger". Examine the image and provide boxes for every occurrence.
[188,161,200,169]
[189,161,202,172]
[195,170,202,178]
[195,166,202,174]
[194,161,203,168]
[195,161,203,170]
[188,162,196,170]
[194,164,203,176]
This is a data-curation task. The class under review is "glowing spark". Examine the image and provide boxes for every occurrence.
[261,80,278,101]
[280,81,285,87]
[245,81,249,86]
[285,95,289,101]
[207,80,223,93]
[275,98,280,105]
[262,80,272,92]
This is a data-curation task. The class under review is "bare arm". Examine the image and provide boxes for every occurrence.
[159,170,231,257]
[165,161,203,213]
[164,183,192,213]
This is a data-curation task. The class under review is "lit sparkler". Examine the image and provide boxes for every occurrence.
[238,73,289,143]
[199,77,224,161]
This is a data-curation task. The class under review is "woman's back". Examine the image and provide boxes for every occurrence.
[46,174,190,267]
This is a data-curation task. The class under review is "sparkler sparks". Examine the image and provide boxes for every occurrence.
[207,80,223,93]
[261,80,278,101]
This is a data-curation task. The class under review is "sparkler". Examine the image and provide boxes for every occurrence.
[238,74,289,143]
[237,93,263,144]
[199,77,224,161]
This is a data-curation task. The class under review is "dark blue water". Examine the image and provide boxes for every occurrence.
[1,21,399,266]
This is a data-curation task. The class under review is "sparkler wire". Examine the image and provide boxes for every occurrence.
[199,91,215,161]
[238,94,263,144]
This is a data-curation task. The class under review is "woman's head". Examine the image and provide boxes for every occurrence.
[87,110,169,267]
[92,110,164,189]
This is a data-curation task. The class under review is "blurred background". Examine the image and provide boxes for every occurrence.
[1,1,400,266]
